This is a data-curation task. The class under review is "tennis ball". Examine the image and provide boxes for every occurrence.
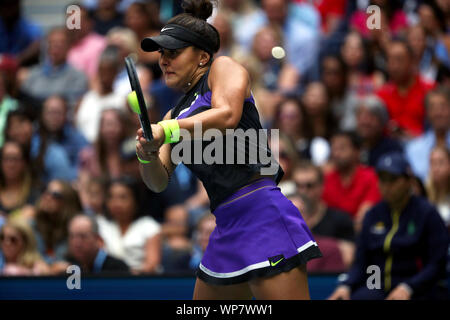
[271,46,286,60]
[127,91,141,114]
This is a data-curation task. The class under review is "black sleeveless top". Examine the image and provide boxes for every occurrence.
[170,70,284,212]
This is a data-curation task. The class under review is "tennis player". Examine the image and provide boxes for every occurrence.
[135,0,322,299]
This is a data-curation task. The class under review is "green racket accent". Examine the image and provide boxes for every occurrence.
[127,91,141,114]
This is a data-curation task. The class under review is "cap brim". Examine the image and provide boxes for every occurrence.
[141,35,191,52]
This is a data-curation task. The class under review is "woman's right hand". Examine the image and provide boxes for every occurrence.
[328,285,351,300]
[135,125,165,162]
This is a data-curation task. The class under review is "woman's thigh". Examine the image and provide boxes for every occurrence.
[193,278,253,300]
[249,265,310,300]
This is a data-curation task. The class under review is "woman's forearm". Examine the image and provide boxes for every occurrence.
[139,158,170,193]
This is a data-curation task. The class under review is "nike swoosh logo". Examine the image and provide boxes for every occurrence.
[270,258,284,267]
[161,27,174,32]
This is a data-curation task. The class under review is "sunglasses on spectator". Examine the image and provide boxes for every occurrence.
[1,155,24,162]
[377,172,403,183]
[0,234,20,245]
[295,181,318,189]
[46,190,64,200]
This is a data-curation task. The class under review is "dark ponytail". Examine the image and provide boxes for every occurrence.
[168,0,220,58]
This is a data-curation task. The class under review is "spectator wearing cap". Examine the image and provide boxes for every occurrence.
[52,214,129,275]
[322,131,382,231]
[329,152,449,300]
[376,40,435,139]
[406,86,450,181]
[355,95,403,167]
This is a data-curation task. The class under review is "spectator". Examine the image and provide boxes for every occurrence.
[0,141,39,217]
[124,1,163,79]
[189,212,215,271]
[233,24,284,127]
[340,31,384,97]
[273,97,330,166]
[418,1,450,68]
[407,24,442,83]
[79,177,107,218]
[36,95,88,174]
[406,86,450,181]
[0,72,18,148]
[376,40,435,139]
[79,108,131,181]
[321,54,357,131]
[211,12,244,59]
[329,152,449,300]
[0,0,42,66]
[322,131,382,230]
[54,214,129,275]
[426,146,450,228]
[67,5,107,82]
[76,45,126,143]
[20,27,88,109]
[355,95,403,167]
[32,179,82,264]
[99,177,161,274]
[292,161,355,242]
[90,0,124,36]
[0,218,49,276]
[5,108,74,184]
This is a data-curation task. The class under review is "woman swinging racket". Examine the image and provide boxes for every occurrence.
[135,0,322,299]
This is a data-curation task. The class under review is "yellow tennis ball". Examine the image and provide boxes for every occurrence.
[127,91,141,114]
[272,46,286,59]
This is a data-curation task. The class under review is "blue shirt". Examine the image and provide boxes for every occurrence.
[0,17,42,54]
[405,130,450,181]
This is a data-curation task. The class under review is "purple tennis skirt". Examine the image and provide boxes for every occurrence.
[197,178,323,285]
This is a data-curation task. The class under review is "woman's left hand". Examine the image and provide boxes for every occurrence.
[135,124,165,161]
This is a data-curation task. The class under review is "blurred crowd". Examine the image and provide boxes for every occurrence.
[0,0,449,289]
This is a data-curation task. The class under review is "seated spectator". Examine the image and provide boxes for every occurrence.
[189,212,216,271]
[235,24,284,126]
[291,161,355,269]
[79,177,107,218]
[329,152,449,300]
[321,54,357,131]
[426,146,450,228]
[31,180,82,264]
[273,97,330,166]
[79,108,131,181]
[76,44,126,143]
[0,141,39,217]
[98,177,161,274]
[124,1,162,79]
[376,40,435,139]
[322,131,382,230]
[5,108,75,184]
[36,95,88,174]
[407,24,442,83]
[340,31,385,96]
[300,81,336,141]
[0,218,50,276]
[355,95,403,167]
[20,27,88,109]
[0,71,18,147]
[90,0,124,36]
[67,5,107,82]
[0,0,42,66]
[292,161,355,242]
[52,214,129,275]
[406,86,450,181]
[106,27,152,98]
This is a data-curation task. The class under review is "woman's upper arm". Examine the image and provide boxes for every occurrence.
[209,56,250,129]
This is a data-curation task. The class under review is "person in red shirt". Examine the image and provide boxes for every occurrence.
[376,40,435,139]
[322,131,382,232]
